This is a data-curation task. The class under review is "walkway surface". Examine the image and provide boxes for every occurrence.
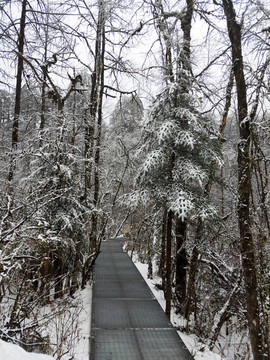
[90,237,194,360]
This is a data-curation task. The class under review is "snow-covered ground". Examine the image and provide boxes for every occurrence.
[71,283,92,360]
[0,340,55,360]
[1,284,92,360]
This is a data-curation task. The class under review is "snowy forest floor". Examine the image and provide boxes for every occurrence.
[1,284,92,360]
[2,249,245,360]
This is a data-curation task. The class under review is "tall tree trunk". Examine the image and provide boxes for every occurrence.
[221,1,265,358]
[40,74,47,146]
[39,14,49,146]
[8,0,27,182]
[90,0,106,250]
[185,244,199,330]
[158,209,167,290]
[84,3,104,198]
[179,0,193,74]
[165,209,173,319]
[175,218,187,306]
[84,107,94,195]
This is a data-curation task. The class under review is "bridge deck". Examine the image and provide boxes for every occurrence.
[90,238,193,360]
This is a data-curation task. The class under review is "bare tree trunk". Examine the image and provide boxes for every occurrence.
[84,108,94,195]
[8,0,27,182]
[40,76,47,145]
[175,218,187,306]
[165,209,173,319]
[39,16,49,146]
[179,0,193,74]
[222,1,265,358]
[91,0,106,250]
[147,229,153,279]
[185,245,199,330]
[158,209,167,290]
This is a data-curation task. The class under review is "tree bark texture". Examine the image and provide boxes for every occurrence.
[222,1,265,358]
[180,0,193,72]
[86,0,106,250]
[84,2,103,195]
[185,245,199,329]
[153,0,174,82]
[92,0,106,250]
[165,210,173,319]
[175,217,187,305]
[8,0,27,182]
[158,209,167,289]
[39,19,49,145]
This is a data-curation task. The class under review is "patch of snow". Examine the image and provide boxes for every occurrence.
[1,283,92,360]
[179,333,229,360]
[72,283,92,360]
[0,340,54,360]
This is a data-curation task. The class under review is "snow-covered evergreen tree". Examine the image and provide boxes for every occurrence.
[132,70,222,222]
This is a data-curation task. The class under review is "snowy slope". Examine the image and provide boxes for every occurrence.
[0,340,54,360]
[0,283,92,360]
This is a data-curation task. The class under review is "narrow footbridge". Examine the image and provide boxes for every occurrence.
[90,237,194,359]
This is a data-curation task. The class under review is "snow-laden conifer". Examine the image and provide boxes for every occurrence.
[132,71,222,222]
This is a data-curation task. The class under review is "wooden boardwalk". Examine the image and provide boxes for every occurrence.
[90,238,194,359]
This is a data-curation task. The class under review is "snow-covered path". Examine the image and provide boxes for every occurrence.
[90,237,194,359]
